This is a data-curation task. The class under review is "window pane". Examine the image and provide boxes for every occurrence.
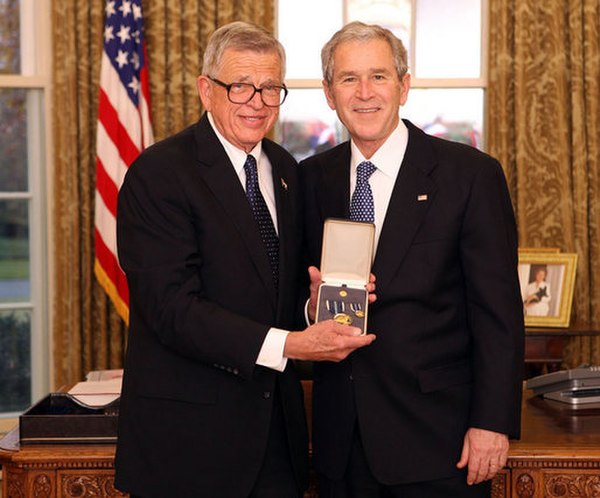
[0,310,31,412]
[0,88,28,191]
[415,0,481,78]
[0,0,20,74]
[0,200,30,303]
[347,0,411,53]
[278,0,343,80]
[277,88,344,161]
[403,88,483,149]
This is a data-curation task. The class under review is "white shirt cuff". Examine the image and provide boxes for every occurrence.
[256,328,289,372]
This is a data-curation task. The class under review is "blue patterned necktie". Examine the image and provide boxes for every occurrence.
[350,160,377,223]
[244,154,279,288]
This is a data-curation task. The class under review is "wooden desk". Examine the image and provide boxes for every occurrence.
[0,426,126,497]
[492,386,600,498]
[2,385,600,498]
[524,325,600,377]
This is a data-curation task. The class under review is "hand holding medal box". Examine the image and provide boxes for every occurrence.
[315,218,375,335]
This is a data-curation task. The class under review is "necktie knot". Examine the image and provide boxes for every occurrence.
[357,161,376,184]
[244,154,258,182]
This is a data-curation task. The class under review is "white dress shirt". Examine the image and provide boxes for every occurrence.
[349,120,409,251]
[303,120,410,325]
[208,113,288,372]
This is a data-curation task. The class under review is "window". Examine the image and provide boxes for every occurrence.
[0,0,50,416]
[276,0,486,160]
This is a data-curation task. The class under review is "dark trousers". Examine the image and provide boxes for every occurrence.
[133,388,300,498]
[249,386,300,498]
[317,428,491,498]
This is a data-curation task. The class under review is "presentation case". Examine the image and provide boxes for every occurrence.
[315,218,375,335]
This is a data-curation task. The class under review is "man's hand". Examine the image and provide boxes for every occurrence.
[307,266,377,323]
[284,320,376,362]
[456,428,509,485]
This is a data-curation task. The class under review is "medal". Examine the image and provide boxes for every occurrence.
[350,302,365,318]
[326,300,344,315]
[339,290,348,297]
[333,313,353,325]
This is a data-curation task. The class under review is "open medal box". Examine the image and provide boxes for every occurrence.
[315,218,375,335]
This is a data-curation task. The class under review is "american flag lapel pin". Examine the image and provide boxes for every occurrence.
[417,194,428,201]
[280,178,288,191]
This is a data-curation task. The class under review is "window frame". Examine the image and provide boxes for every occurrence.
[276,0,489,147]
[0,0,52,417]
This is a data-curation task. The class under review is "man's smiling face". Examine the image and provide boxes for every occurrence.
[324,38,410,158]
[197,48,282,152]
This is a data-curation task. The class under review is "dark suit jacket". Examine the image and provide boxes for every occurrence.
[114,114,308,497]
[300,119,524,485]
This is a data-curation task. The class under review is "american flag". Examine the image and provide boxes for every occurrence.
[94,0,153,324]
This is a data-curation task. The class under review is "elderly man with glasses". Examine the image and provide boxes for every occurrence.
[114,21,375,498]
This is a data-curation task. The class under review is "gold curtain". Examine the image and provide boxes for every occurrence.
[487,0,600,366]
[51,0,274,389]
[143,0,274,139]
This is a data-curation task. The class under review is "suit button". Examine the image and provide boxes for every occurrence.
[263,391,271,399]
[349,374,354,381]
[233,368,239,375]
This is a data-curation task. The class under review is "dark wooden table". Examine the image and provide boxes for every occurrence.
[524,324,600,378]
[492,385,600,497]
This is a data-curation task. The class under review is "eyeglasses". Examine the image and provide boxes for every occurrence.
[208,77,288,107]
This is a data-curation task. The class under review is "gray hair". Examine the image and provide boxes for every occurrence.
[202,21,286,80]
[321,21,408,84]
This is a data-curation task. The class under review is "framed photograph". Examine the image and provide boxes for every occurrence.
[518,247,561,254]
[518,252,578,327]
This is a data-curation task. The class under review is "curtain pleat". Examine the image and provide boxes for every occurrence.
[488,0,600,367]
[51,0,275,388]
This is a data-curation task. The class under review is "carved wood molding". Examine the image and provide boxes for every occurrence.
[509,460,600,469]
[544,474,600,497]
[491,472,508,498]
[60,474,127,497]
[516,472,536,498]
[5,468,26,498]
[10,459,115,470]
[32,473,53,498]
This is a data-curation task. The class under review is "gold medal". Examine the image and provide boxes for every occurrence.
[339,290,348,297]
[333,313,353,325]
[349,302,364,318]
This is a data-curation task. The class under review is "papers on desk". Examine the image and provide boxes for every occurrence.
[68,370,123,408]
[85,368,123,382]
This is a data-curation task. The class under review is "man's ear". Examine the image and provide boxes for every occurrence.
[197,76,212,111]
[322,80,336,111]
[399,73,411,106]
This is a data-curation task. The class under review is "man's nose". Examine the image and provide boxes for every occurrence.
[247,89,265,108]
[356,79,373,99]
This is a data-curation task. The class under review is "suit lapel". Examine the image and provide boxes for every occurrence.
[194,115,277,309]
[321,144,352,219]
[373,121,438,293]
[265,141,292,302]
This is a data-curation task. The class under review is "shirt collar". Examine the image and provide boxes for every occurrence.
[208,112,263,174]
[350,119,408,178]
